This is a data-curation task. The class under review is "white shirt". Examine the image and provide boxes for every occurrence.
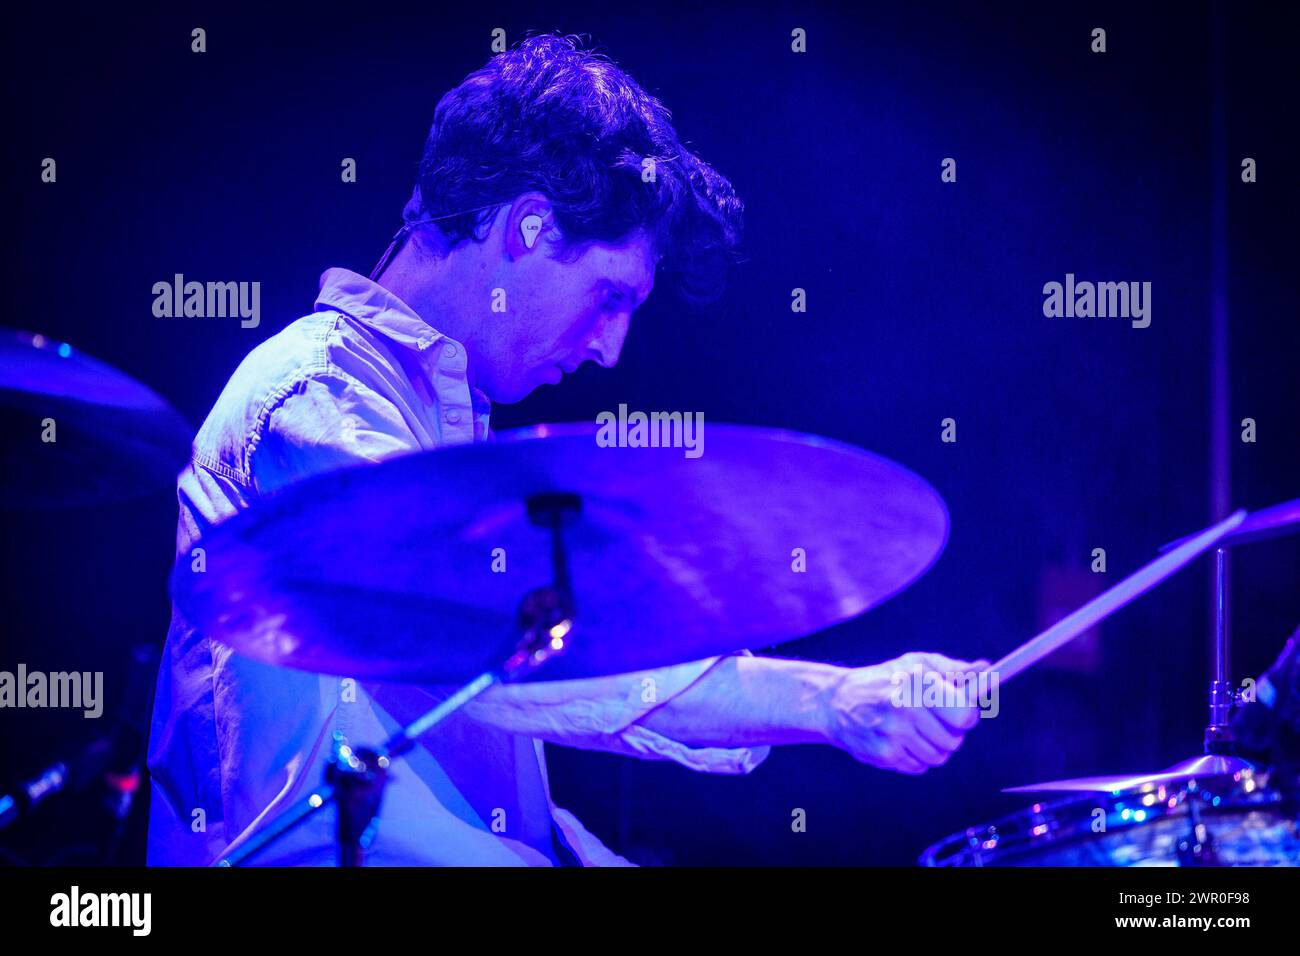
[146,268,768,866]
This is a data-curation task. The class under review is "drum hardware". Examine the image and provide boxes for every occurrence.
[1176,796,1219,866]
[1203,544,1249,773]
[1006,498,1300,795]
[214,492,580,867]
[928,496,1300,866]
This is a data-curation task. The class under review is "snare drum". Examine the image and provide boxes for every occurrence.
[921,772,1300,866]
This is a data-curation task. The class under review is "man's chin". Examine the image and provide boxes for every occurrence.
[489,380,544,405]
[481,366,563,404]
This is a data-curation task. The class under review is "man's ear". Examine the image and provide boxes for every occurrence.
[503,193,558,258]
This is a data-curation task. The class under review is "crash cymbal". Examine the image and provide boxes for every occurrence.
[0,328,192,508]
[172,422,949,683]
[1161,497,1300,552]
[1004,754,1255,794]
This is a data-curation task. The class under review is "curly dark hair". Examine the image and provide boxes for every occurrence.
[412,34,743,306]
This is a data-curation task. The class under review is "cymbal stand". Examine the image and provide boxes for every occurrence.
[214,492,582,866]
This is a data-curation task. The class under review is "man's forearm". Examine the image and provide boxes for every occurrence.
[452,650,983,775]
[455,654,841,750]
[637,655,842,748]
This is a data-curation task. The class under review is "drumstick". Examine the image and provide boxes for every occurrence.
[985,509,1247,684]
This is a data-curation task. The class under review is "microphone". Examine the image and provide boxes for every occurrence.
[0,736,115,830]
[0,644,156,831]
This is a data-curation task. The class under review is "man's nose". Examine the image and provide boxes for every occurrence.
[588,312,630,369]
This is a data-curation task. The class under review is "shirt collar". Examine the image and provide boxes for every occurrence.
[314,268,492,425]
[314,267,455,354]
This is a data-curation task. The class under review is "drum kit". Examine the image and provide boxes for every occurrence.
[3,326,1298,866]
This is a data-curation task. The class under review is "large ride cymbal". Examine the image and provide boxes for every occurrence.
[0,328,192,508]
[172,422,949,683]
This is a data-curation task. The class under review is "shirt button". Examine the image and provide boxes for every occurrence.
[445,409,462,424]
[442,344,457,358]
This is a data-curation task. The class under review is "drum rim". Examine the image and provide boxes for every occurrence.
[919,773,1284,867]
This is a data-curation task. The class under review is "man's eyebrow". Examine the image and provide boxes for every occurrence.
[602,279,643,305]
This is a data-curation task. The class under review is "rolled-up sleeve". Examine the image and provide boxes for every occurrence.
[458,651,771,775]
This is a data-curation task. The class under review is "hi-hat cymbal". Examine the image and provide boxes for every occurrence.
[0,328,192,508]
[1004,754,1255,794]
[172,422,949,683]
